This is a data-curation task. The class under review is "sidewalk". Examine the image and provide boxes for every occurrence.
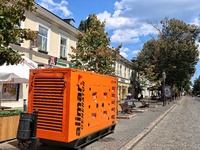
[0,98,182,150]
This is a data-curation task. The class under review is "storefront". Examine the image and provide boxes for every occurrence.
[118,77,132,100]
[0,56,38,108]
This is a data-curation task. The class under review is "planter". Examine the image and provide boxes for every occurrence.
[0,110,23,142]
[0,115,20,142]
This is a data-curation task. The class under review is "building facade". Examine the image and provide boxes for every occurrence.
[1,3,79,108]
[1,3,150,108]
[115,55,135,100]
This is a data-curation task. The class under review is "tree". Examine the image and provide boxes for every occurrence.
[193,76,200,93]
[137,18,200,89]
[0,0,37,66]
[69,14,121,76]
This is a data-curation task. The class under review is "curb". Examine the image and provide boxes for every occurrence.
[119,97,184,150]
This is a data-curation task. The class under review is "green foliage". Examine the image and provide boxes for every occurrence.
[137,18,200,89]
[69,14,121,76]
[0,0,38,66]
[0,109,24,117]
[193,76,200,92]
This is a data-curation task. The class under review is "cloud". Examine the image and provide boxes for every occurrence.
[96,0,200,61]
[119,47,140,59]
[119,47,130,58]
[132,49,141,56]
[97,0,200,45]
[120,47,129,53]
[36,0,200,62]
[37,0,72,17]
[120,52,128,58]
[98,12,157,44]
[111,29,140,43]
[114,0,200,22]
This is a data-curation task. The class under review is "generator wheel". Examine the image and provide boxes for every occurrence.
[85,135,91,143]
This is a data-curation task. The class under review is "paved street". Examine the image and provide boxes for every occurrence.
[0,98,182,150]
[133,96,200,150]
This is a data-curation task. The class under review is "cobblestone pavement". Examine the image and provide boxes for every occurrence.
[133,96,200,150]
[0,98,182,150]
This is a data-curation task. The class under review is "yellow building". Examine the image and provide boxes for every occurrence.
[1,3,79,108]
[115,55,135,100]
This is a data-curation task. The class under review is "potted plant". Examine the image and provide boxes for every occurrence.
[0,109,24,142]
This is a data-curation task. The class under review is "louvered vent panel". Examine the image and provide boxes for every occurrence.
[32,78,65,132]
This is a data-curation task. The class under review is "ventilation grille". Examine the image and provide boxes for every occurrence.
[32,78,65,132]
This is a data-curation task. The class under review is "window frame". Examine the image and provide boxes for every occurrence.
[37,18,51,54]
[59,30,69,60]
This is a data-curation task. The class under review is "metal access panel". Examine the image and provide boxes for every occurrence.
[27,68,117,143]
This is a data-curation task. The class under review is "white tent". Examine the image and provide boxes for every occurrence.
[0,56,38,83]
[0,56,38,107]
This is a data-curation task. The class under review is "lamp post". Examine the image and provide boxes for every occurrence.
[162,71,166,106]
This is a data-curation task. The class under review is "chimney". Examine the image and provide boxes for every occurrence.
[63,18,75,26]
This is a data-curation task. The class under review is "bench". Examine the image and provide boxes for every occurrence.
[139,100,149,108]
[119,103,134,114]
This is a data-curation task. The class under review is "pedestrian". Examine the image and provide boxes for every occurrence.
[124,96,129,103]
[127,93,136,108]
[175,93,177,99]
[138,93,141,101]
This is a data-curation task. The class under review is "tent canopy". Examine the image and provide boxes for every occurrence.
[0,56,38,83]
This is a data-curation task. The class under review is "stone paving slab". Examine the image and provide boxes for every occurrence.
[0,98,183,150]
[132,108,148,113]
[148,104,158,108]
[117,113,137,119]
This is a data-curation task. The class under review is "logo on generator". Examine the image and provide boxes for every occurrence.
[75,75,85,136]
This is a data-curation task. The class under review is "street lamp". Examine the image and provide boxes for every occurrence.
[162,71,166,106]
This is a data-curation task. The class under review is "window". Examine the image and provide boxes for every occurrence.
[13,20,24,46]
[124,67,126,78]
[115,63,118,75]
[60,37,68,59]
[119,64,122,76]
[38,25,48,53]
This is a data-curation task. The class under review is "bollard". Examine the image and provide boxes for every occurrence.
[23,99,27,112]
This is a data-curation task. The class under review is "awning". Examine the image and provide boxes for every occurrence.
[0,56,38,83]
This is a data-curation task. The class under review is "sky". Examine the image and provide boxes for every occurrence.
[35,0,200,83]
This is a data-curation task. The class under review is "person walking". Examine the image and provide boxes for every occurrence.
[138,93,141,102]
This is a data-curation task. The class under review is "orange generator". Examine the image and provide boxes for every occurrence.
[27,68,117,149]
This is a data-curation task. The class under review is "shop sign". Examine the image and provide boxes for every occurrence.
[164,86,171,98]
[69,63,74,68]
[118,78,130,83]
[56,61,67,67]
[49,56,57,65]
